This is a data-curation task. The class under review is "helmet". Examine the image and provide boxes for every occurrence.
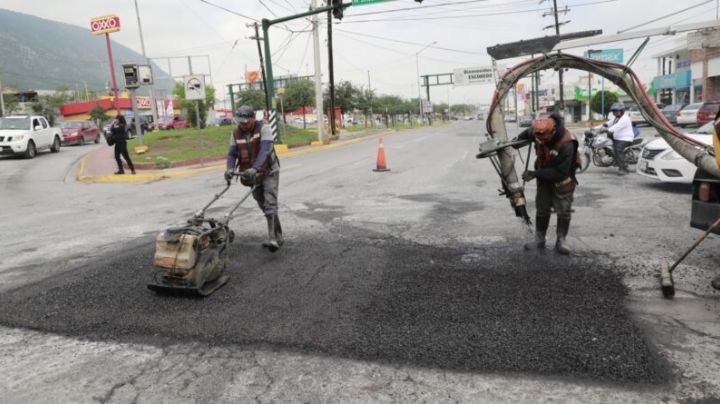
[235,105,255,123]
[531,117,556,137]
[609,102,625,112]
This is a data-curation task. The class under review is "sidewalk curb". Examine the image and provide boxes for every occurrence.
[76,129,397,184]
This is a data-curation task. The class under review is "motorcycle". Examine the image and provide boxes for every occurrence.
[577,127,645,173]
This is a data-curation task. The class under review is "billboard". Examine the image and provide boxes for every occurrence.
[453,66,495,86]
[90,15,121,35]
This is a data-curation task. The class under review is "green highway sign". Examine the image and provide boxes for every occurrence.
[352,0,394,5]
[584,48,624,64]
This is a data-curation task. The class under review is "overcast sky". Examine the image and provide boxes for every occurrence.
[1,0,717,106]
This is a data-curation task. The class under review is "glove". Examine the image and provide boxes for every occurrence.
[224,169,234,184]
[522,170,536,182]
[240,167,257,184]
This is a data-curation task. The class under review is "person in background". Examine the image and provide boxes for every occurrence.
[604,102,634,175]
[110,114,135,175]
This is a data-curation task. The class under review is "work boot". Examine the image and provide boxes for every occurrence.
[712,275,720,291]
[262,215,280,252]
[555,217,571,255]
[524,215,550,250]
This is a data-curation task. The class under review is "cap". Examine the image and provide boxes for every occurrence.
[532,117,556,136]
[235,105,255,123]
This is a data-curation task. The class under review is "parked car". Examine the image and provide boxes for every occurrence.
[636,121,715,184]
[518,115,533,127]
[158,116,191,130]
[660,103,686,125]
[628,103,665,126]
[215,117,233,126]
[696,100,720,127]
[0,115,62,158]
[59,120,100,145]
[676,102,703,127]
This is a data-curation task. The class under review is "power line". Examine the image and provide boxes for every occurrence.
[258,0,279,18]
[334,29,485,55]
[617,0,714,33]
[341,0,616,23]
[347,0,490,17]
[198,0,258,22]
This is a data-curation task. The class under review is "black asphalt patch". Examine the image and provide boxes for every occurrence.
[0,228,669,384]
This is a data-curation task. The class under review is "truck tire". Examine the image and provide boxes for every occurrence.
[50,136,61,153]
[24,140,37,159]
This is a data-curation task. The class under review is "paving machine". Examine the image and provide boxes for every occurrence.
[148,180,254,296]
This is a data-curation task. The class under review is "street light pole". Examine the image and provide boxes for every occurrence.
[415,41,436,125]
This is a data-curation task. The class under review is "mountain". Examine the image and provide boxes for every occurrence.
[0,8,173,93]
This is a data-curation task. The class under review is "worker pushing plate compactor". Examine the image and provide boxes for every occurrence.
[148,174,253,296]
[476,53,720,298]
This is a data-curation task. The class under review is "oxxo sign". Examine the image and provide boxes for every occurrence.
[90,15,121,35]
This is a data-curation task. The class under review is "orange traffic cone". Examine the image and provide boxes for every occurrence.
[373,137,390,172]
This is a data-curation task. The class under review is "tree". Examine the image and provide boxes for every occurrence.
[591,91,618,119]
[173,82,216,128]
[283,79,314,128]
[89,105,109,128]
[3,95,19,115]
[234,88,265,112]
[323,80,360,114]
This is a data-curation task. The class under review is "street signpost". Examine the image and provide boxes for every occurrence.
[123,63,154,147]
[584,48,623,63]
[585,49,624,117]
[184,75,207,166]
[453,66,496,86]
[90,14,121,113]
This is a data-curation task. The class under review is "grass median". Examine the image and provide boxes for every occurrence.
[127,124,317,167]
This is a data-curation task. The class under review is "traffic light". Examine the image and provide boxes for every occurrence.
[332,0,343,20]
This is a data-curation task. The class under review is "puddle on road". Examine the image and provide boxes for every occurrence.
[0,229,670,385]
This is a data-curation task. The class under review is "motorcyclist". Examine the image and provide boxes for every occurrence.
[224,105,283,252]
[515,113,580,255]
[603,102,635,175]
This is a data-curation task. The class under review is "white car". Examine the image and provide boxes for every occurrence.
[636,122,714,184]
[0,115,62,159]
[676,102,703,127]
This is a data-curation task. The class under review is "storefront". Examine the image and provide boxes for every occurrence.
[60,95,179,122]
[652,70,692,105]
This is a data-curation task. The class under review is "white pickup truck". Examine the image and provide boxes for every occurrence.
[0,115,62,158]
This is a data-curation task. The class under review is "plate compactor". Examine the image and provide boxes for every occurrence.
[148,182,254,296]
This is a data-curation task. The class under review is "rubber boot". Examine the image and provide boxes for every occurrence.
[262,215,280,252]
[555,217,571,255]
[524,215,550,250]
[274,214,283,247]
[711,274,720,291]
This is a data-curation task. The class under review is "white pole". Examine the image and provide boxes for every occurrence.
[134,0,159,128]
[312,0,325,143]
[0,79,5,117]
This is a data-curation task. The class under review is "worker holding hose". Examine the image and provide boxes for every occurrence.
[224,105,283,252]
[515,113,580,255]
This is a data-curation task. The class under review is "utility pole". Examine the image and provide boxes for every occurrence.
[250,23,270,113]
[552,0,564,116]
[312,0,326,144]
[133,0,159,129]
[541,0,568,116]
[0,79,5,117]
[327,1,337,137]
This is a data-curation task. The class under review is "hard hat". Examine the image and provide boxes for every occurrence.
[532,117,556,137]
[610,102,625,111]
[235,105,255,123]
